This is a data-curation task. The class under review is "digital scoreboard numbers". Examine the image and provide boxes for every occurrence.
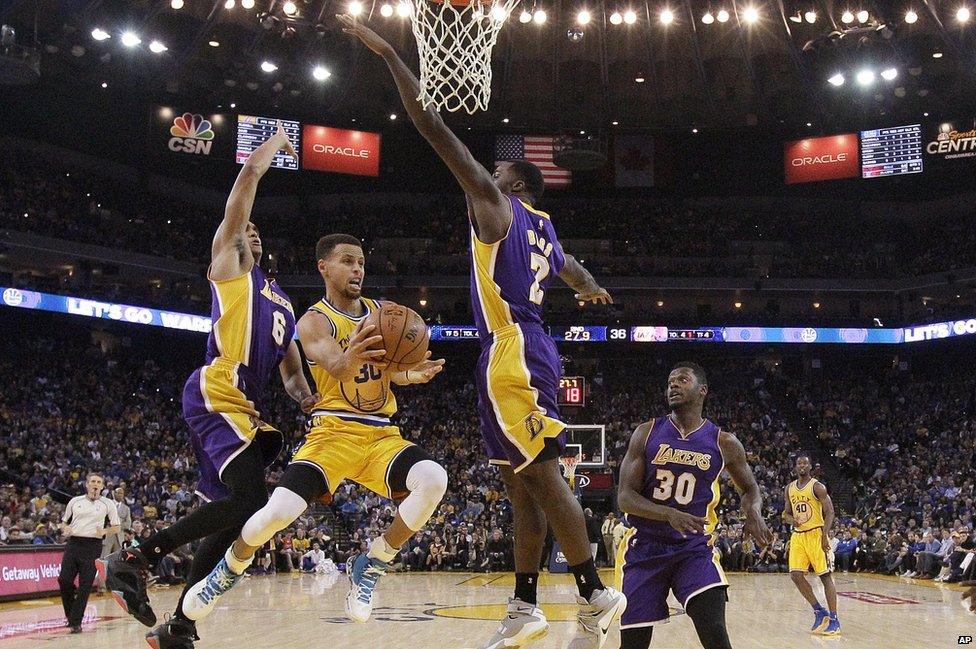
[861,124,923,178]
[236,115,300,170]
[667,328,720,341]
[551,326,606,342]
[558,376,586,407]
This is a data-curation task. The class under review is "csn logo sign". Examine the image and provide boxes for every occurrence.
[167,112,216,155]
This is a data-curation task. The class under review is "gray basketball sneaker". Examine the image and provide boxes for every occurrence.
[481,598,550,649]
[567,587,627,649]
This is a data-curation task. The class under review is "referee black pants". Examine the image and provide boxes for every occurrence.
[59,537,102,627]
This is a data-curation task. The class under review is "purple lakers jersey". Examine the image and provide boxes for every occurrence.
[470,195,566,341]
[204,264,296,405]
[630,416,724,544]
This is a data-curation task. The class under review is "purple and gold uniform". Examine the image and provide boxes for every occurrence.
[471,196,566,472]
[618,416,729,629]
[182,265,295,501]
[290,297,415,499]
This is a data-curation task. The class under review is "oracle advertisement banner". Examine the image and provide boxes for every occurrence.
[302,125,381,176]
[0,547,64,600]
[783,134,859,184]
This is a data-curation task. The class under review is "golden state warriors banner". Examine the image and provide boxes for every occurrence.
[150,105,234,161]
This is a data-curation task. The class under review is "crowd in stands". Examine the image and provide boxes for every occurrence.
[1,318,972,588]
[3,145,976,283]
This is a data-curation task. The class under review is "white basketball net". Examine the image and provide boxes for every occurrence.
[559,455,580,482]
[408,0,520,113]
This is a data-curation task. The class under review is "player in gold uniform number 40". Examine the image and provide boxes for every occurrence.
[784,455,841,636]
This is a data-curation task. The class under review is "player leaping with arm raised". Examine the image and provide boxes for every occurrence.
[340,16,623,649]
[100,122,319,648]
[337,15,610,305]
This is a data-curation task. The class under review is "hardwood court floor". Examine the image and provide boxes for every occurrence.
[1,570,971,648]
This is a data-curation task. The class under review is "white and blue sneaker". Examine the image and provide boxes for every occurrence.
[181,558,245,621]
[345,553,388,623]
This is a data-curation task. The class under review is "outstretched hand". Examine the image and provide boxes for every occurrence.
[576,287,613,305]
[337,14,394,58]
[274,120,298,161]
[406,351,445,384]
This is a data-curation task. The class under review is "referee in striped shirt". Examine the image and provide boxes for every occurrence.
[59,473,120,633]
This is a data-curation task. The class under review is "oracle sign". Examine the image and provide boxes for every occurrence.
[0,547,65,600]
[302,125,381,176]
[784,134,859,184]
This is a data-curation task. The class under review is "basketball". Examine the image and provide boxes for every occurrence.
[363,303,430,372]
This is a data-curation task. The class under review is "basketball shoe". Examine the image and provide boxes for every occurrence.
[145,616,198,649]
[345,553,388,622]
[97,550,157,626]
[568,587,627,649]
[181,558,245,621]
[810,604,829,633]
[481,598,550,648]
[820,613,841,636]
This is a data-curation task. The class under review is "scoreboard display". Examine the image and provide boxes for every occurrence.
[236,115,300,170]
[860,124,923,178]
[558,376,586,406]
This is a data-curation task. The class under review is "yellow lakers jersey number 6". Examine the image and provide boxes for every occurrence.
[306,298,397,417]
[788,479,825,532]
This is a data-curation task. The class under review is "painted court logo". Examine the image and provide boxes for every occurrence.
[168,113,215,155]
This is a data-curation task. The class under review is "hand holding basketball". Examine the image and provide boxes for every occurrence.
[337,14,394,58]
[405,351,445,384]
[345,322,387,368]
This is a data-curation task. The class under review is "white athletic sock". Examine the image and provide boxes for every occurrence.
[225,546,253,575]
[368,535,399,563]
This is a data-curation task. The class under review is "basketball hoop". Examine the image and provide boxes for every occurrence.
[559,453,580,487]
[408,0,519,113]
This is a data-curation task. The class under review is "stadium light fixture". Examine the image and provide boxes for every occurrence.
[659,8,674,24]
[856,9,869,23]
[612,120,619,125]
[957,6,970,23]
[841,10,854,23]
[733,301,743,309]
[282,1,297,15]
[701,11,714,23]
[610,11,623,24]
[490,5,507,20]
[932,51,943,58]
[224,0,235,9]
[856,68,875,86]
[101,81,108,88]
[904,9,918,23]
[716,8,730,22]
[519,9,533,22]
[389,113,397,120]
[692,127,698,133]
[120,31,141,47]
[577,9,592,25]
[312,65,331,81]
[242,0,255,8]
[149,40,168,53]
[533,8,547,23]
[91,28,111,41]
[789,12,802,23]
[635,75,645,82]
[827,72,845,86]
[804,10,817,23]
[502,118,509,123]
[171,0,184,8]
[230,102,237,108]
[260,60,278,73]
[209,40,220,47]
[396,2,412,17]
[881,67,898,80]
[380,3,394,16]
[623,9,638,23]
[348,0,364,16]
[742,6,759,23]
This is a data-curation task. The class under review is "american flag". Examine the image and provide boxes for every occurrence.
[495,135,572,187]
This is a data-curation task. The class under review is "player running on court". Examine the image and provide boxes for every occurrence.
[182,234,449,626]
[616,362,771,649]
[784,455,841,635]
[339,15,625,648]
[100,122,318,649]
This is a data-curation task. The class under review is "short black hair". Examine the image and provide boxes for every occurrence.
[795,454,812,463]
[672,361,707,386]
[510,160,545,203]
[315,234,362,261]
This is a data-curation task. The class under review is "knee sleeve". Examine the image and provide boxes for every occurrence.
[240,487,308,548]
[397,460,448,531]
[619,626,653,649]
[686,586,731,649]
